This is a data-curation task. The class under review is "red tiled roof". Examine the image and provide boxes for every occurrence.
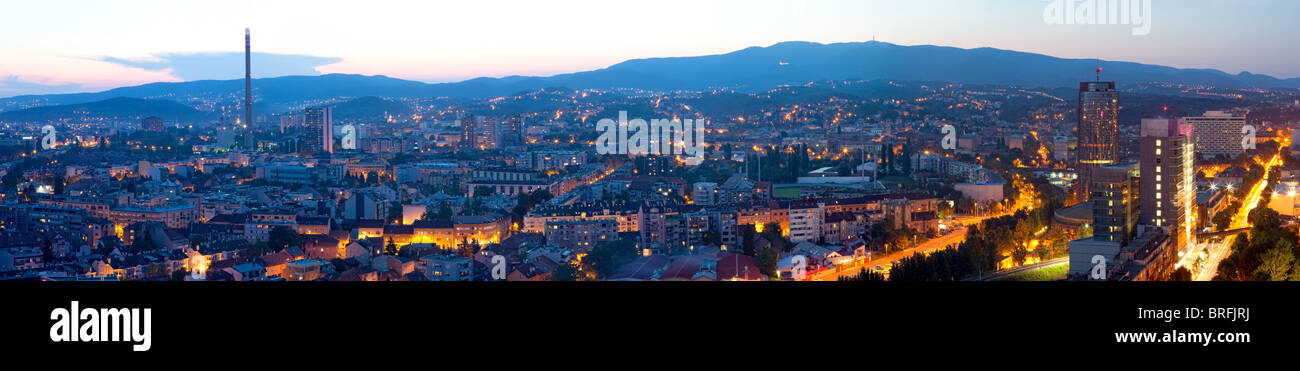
[717,253,763,281]
[260,251,293,267]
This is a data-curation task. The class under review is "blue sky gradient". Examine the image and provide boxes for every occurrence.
[1,0,1296,97]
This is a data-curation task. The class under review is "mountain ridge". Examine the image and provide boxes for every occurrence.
[3,41,1297,113]
[0,97,209,122]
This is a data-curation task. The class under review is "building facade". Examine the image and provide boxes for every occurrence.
[1186,111,1246,158]
[1076,80,1120,203]
[302,107,334,155]
[1139,118,1196,251]
[1092,163,1140,246]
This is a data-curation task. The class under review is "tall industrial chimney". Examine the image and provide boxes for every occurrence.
[244,28,254,149]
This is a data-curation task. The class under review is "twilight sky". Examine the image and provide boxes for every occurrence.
[1,0,1297,97]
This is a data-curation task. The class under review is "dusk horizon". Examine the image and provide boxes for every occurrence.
[6,0,1298,359]
[4,0,1299,97]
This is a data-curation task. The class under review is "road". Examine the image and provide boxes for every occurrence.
[967,257,1068,281]
[802,173,1040,282]
[1195,153,1280,281]
[807,215,987,281]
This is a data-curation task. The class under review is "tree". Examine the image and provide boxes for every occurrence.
[147,262,169,278]
[839,268,887,282]
[1215,205,1300,281]
[330,258,349,272]
[511,189,552,225]
[474,185,495,198]
[899,143,913,175]
[424,204,453,220]
[954,196,976,214]
[1212,209,1234,232]
[170,269,189,281]
[580,239,638,280]
[756,246,781,279]
[551,262,580,281]
[1248,207,1282,231]
[457,239,479,258]
[52,174,66,195]
[246,241,271,257]
[130,237,157,253]
[1253,246,1297,281]
[387,203,404,224]
[703,230,723,247]
[759,223,789,251]
[739,224,758,256]
[267,226,301,253]
[385,238,398,256]
[41,238,54,266]
[937,201,954,219]
[1168,267,1193,281]
[97,237,123,255]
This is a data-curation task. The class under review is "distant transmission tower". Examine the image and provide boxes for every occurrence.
[244,28,255,149]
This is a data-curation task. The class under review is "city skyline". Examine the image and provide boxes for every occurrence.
[3,0,1299,97]
[7,1,1299,358]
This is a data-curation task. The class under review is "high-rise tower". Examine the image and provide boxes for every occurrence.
[1075,68,1119,203]
[1139,118,1196,253]
[244,28,254,149]
[301,107,333,155]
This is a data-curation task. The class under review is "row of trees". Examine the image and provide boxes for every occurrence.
[745,145,816,183]
[839,268,887,282]
[877,143,915,177]
[1216,207,1300,281]
[889,200,1060,281]
[866,221,921,255]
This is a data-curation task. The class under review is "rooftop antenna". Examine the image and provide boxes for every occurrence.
[1095,58,1102,82]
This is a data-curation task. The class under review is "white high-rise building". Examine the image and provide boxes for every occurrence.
[788,201,823,244]
[1185,111,1246,158]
